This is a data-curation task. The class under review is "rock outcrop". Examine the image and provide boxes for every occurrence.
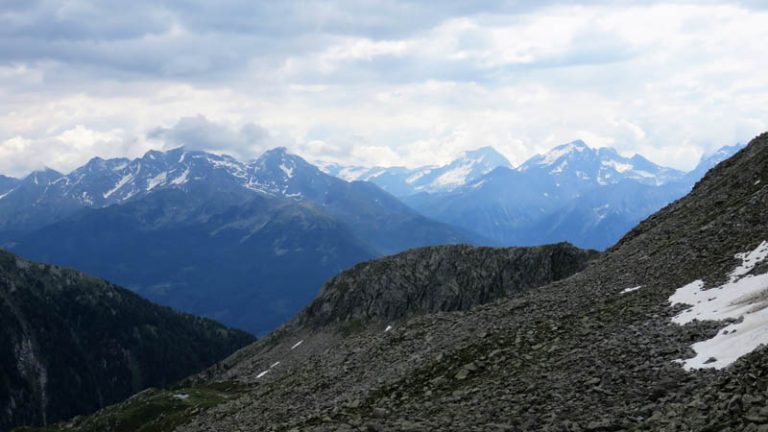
[297,242,596,328]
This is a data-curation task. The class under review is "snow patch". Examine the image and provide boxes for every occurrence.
[621,285,643,294]
[385,325,393,332]
[0,189,15,200]
[337,166,368,182]
[602,160,633,173]
[256,370,269,379]
[405,169,432,185]
[290,340,303,350]
[669,241,768,370]
[103,173,134,198]
[171,167,190,185]
[550,160,568,174]
[147,172,167,190]
[173,393,189,401]
[270,361,280,368]
[279,163,294,178]
[432,164,473,187]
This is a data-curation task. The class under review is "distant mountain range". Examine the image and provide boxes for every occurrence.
[0,140,742,334]
[0,148,472,335]
[322,141,744,249]
[320,146,514,196]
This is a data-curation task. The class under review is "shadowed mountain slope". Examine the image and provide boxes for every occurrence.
[0,249,254,432]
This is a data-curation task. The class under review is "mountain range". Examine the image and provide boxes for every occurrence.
[324,140,743,249]
[24,131,768,431]
[0,140,741,335]
[0,148,472,335]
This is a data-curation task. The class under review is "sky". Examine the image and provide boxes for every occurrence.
[0,0,767,177]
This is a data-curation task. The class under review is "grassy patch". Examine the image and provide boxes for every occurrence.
[14,382,250,432]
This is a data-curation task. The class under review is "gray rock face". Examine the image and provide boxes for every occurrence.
[297,243,596,328]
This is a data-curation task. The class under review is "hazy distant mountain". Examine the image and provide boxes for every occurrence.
[684,143,745,182]
[1,148,473,334]
[320,146,513,196]
[399,141,744,250]
[517,140,685,188]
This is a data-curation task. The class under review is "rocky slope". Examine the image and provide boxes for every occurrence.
[0,249,254,432]
[24,132,768,431]
[18,242,595,432]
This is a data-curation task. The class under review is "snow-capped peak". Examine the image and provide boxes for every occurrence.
[427,147,513,190]
[516,140,683,187]
[460,146,512,168]
[537,140,589,166]
[0,147,332,211]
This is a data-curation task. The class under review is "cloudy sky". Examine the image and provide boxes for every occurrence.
[0,0,767,177]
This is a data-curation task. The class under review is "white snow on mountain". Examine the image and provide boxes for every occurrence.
[670,241,768,370]
[317,147,511,196]
[0,145,330,213]
[103,173,134,199]
[320,140,720,197]
[601,160,633,174]
[170,167,190,185]
[147,172,168,190]
[538,140,588,166]
[432,164,474,188]
[279,163,294,178]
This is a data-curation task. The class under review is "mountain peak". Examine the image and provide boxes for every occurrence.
[262,146,291,158]
[460,146,512,168]
[516,140,594,172]
[142,149,165,160]
[539,140,592,164]
[26,167,63,183]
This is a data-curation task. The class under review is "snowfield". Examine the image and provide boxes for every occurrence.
[669,241,768,370]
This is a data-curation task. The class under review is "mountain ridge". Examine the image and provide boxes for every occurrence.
[0,248,254,432]
[401,141,743,249]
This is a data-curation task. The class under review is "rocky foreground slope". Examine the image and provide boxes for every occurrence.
[24,132,768,431]
[0,250,254,432]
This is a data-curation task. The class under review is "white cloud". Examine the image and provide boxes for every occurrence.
[0,1,766,176]
[0,125,141,177]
